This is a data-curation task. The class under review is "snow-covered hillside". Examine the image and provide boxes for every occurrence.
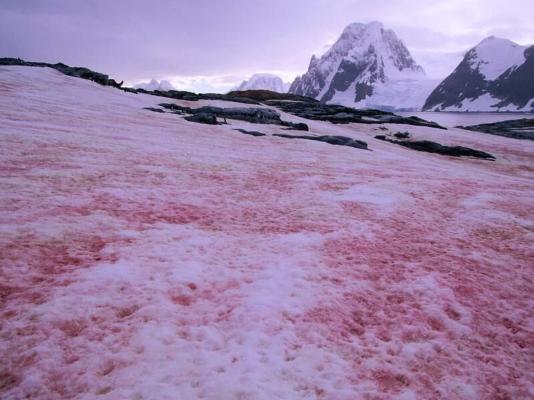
[134,78,174,91]
[289,22,436,110]
[234,73,289,93]
[1,65,533,400]
[423,37,534,111]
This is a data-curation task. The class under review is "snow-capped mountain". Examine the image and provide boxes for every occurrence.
[234,73,289,93]
[289,21,434,110]
[423,37,534,112]
[134,78,175,91]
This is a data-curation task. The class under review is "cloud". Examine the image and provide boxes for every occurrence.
[1,0,532,90]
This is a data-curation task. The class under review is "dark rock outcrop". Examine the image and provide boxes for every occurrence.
[184,113,218,125]
[458,118,534,141]
[143,107,165,113]
[145,89,261,105]
[234,129,266,137]
[159,103,308,129]
[394,131,411,139]
[375,136,495,159]
[280,122,309,131]
[265,100,445,129]
[226,90,318,103]
[274,134,368,150]
[0,57,124,89]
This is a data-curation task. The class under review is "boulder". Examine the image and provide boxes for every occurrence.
[374,136,495,160]
[394,131,411,139]
[234,129,266,137]
[184,113,218,125]
[274,134,368,150]
[458,118,534,141]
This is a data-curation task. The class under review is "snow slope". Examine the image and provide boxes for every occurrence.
[1,65,533,400]
[289,22,435,110]
[473,37,527,81]
[234,73,289,93]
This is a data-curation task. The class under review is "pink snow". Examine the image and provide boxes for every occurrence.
[0,66,533,400]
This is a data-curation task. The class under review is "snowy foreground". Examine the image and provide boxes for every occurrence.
[1,66,533,400]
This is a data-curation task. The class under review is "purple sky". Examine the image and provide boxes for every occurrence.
[1,0,533,92]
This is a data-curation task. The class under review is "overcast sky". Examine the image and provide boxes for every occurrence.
[1,0,533,92]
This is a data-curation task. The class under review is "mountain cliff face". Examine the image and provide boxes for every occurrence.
[423,37,534,111]
[289,21,431,110]
[235,73,289,93]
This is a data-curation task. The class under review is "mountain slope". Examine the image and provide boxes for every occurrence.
[289,21,434,110]
[423,37,534,111]
[235,73,289,93]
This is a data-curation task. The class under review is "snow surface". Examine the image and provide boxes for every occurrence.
[331,78,440,111]
[234,73,289,93]
[472,37,527,81]
[1,65,534,400]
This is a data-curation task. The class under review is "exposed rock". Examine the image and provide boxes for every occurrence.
[274,134,368,150]
[458,118,534,141]
[143,107,165,113]
[159,103,190,113]
[192,106,281,124]
[375,136,495,159]
[184,113,218,125]
[0,58,125,90]
[226,90,318,103]
[280,122,309,131]
[265,100,446,129]
[145,89,260,105]
[394,131,411,139]
[234,129,266,137]
[159,103,307,129]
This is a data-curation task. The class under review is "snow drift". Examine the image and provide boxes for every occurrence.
[1,65,533,400]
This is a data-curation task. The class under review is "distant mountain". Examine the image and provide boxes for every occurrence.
[289,21,435,111]
[134,79,174,91]
[235,73,289,93]
[423,37,534,112]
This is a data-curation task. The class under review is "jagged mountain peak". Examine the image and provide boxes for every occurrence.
[289,21,428,110]
[340,21,383,37]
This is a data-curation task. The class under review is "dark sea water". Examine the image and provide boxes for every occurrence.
[397,112,534,128]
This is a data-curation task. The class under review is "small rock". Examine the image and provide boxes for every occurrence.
[143,107,165,113]
[374,136,495,160]
[185,113,218,125]
[394,132,411,139]
[234,129,266,137]
[274,134,368,150]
